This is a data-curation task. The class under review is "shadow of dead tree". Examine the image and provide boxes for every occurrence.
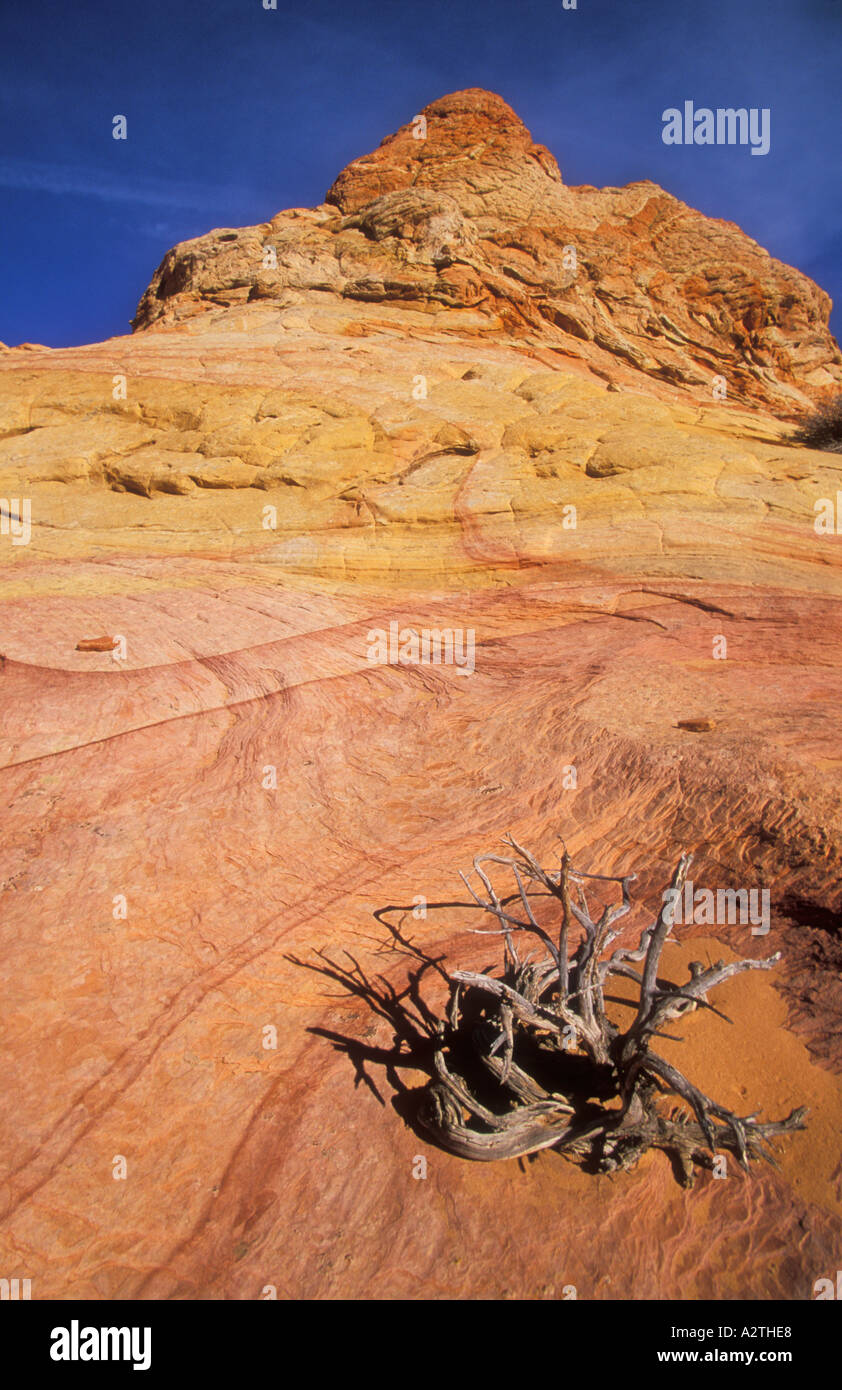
[287,912,455,1133]
[291,836,807,1189]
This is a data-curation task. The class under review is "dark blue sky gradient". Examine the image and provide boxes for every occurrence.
[1,0,839,347]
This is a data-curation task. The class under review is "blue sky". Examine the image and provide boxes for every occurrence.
[1,0,839,347]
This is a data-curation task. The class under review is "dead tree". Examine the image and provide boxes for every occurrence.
[417,838,806,1186]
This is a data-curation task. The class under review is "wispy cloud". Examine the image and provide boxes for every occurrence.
[0,156,246,210]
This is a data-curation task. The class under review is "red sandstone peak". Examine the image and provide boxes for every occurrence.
[130,88,842,412]
[325,87,562,215]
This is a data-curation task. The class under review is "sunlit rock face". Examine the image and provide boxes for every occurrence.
[1,90,841,1302]
[135,87,842,413]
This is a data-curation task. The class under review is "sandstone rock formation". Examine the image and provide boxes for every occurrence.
[1,89,841,1303]
[134,88,842,413]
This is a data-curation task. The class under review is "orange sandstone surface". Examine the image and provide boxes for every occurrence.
[1,89,841,1300]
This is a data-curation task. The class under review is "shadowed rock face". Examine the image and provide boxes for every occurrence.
[1,91,842,1302]
[133,87,842,413]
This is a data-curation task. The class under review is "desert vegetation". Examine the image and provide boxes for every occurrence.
[792,395,842,452]
[418,837,807,1186]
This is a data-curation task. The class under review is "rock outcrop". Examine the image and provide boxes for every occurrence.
[134,88,842,413]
